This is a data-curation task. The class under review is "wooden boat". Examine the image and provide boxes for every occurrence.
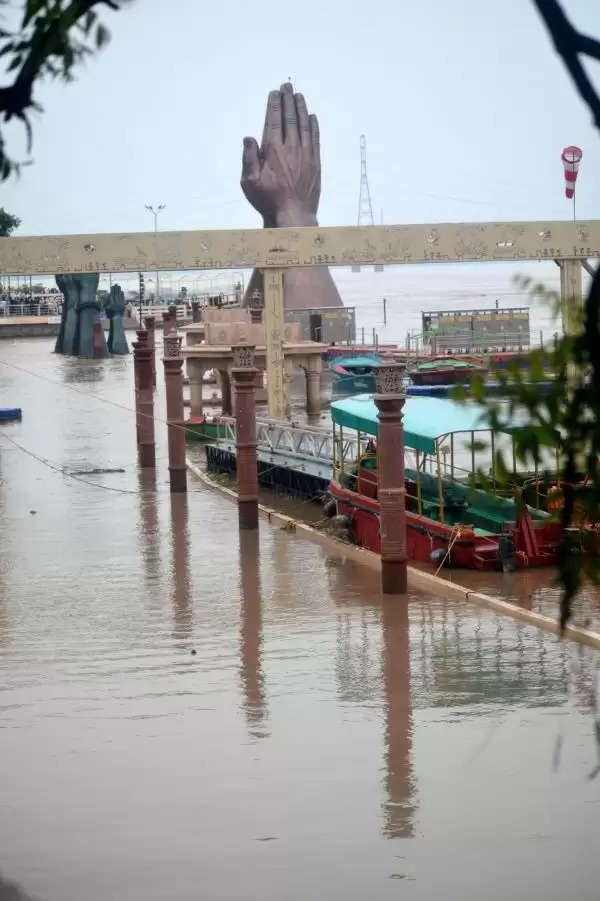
[329,353,383,395]
[184,416,222,441]
[327,395,564,570]
[409,357,486,386]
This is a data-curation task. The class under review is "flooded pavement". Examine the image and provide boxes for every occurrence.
[1,338,600,901]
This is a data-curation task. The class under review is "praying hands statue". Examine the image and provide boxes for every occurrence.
[241,82,342,311]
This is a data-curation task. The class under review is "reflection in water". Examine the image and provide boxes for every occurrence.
[381,597,416,839]
[238,531,268,737]
[170,493,192,641]
[137,468,161,594]
[61,359,105,384]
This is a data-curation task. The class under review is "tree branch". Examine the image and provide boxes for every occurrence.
[532,0,600,128]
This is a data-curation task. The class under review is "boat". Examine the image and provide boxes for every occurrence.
[329,353,383,395]
[409,357,487,386]
[0,408,22,422]
[326,394,565,571]
[184,415,223,441]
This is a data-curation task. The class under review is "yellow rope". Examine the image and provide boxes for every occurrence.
[434,526,463,576]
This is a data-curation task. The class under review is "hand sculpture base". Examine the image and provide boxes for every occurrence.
[54,274,126,357]
[106,284,129,355]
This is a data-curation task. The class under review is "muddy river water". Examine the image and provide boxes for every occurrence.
[0,338,599,900]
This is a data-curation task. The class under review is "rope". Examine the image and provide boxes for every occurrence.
[434,526,464,576]
[0,432,144,494]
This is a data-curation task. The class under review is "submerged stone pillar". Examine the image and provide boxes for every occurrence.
[373,363,407,594]
[248,289,264,325]
[191,301,202,323]
[163,329,187,493]
[219,369,233,416]
[132,329,146,450]
[133,330,156,468]
[231,343,259,530]
[144,315,157,386]
[305,357,322,416]
[162,310,173,337]
[187,358,205,417]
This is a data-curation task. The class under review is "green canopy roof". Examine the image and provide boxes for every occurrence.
[331,395,493,453]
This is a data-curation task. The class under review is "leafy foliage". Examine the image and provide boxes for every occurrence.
[453,0,600,627]
[0,206,20,234]
[453,272,600,628]
[0,0,127,180]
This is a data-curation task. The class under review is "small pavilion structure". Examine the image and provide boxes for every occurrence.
[181,307,325,419]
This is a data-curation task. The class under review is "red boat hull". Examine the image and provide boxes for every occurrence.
[410,366,487,386]
[328,481,560,570]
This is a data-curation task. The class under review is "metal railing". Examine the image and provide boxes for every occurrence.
[0,300,62,317]
[213,417,362,467]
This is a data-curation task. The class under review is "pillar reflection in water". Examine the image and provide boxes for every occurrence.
[325,558,417,839]
[137,468,161,596]
[381,596,417,838]
[238,531,268,737]
[170,492,192,641]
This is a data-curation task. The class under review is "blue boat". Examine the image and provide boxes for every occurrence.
[329,353,383,395]
[0,408,22,422]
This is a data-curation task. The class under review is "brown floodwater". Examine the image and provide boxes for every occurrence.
[1,337,600,901]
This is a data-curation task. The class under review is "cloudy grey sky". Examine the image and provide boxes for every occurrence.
[2,0,599,237]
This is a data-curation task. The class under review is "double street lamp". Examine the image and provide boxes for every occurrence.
[145,203,165,305]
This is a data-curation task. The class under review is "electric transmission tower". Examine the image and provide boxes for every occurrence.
[357,134,374,226]
[353,135,383,272]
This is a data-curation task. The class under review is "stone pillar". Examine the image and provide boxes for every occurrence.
[163,329,187,493]
[559,258,583,335]
[132,329,147,450]
[248,289,264,325]
[219,368,233,416]
[93,321,104,358]
[162,310,173,337]
[373,363,407,594]
[191,301,202,323]
[187,358,205,418]
[133,330,156,468]
[144,315,157,387]
[231,343,259,530]
[305,357,322,416]
[263,268,286,421]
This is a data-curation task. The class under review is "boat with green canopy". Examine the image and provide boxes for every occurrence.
[409,357,486,386]
[329,353,383,395]
[327,394,561,570]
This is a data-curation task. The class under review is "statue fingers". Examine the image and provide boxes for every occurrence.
[280,82,299,146]
[295,93,310,146]
[309,114,320,158]
[261,90,283,150]
[241,137,261,183]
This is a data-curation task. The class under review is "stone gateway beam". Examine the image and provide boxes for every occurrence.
[0,220,598,275]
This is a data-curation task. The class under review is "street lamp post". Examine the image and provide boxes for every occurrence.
[145,203,165,306]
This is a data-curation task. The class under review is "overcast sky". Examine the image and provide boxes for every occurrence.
[1,0,599,237]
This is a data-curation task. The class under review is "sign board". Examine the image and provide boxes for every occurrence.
[422,307,530,353]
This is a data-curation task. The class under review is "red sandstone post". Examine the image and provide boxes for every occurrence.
[248,289,264,325]
[132,329,147,450]
[231,343,259,530]
[191,301,202,323]
[163,329,187,493]
[373,362,407,594]
[133,330,155,468]
[143,315,157,387]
